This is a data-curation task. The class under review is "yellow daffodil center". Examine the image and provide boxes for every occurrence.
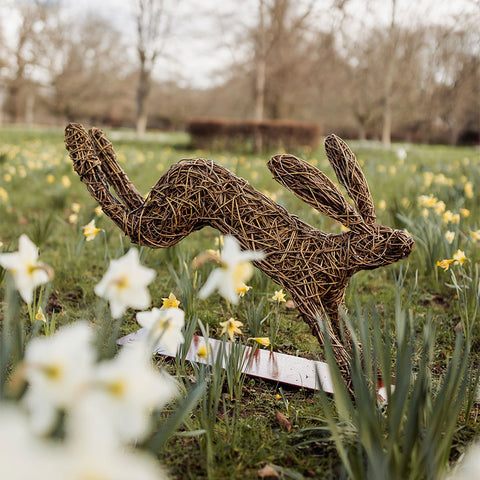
[156,318,172,335]
[43,363,63,380]
[36,307,46,322]
[453,250,466,264]
[113,275,129,290]
[232,261,253,288]
[197,343,211,359]
[107,379,127,398]
[236,283,251,296]
[220,318,243,341]
[27,263,38,275]
[162,293,180,309]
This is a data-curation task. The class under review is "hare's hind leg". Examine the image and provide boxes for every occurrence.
[88,128,144,210]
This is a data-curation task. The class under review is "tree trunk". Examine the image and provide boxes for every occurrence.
[0,88,5,125]
[381,0,397,149]
[25,91,35,125]
[254,0,266,153]
[136,66,150,137]
[358,123,366,141]
[381,97,392,148]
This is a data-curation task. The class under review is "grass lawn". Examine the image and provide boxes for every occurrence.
[0,125,479,479]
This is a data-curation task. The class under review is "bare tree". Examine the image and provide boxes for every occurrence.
[48,15,131,124]
[380,0,399,147]
[134,0,175,136]
[3,1,47,123]
[429,26,480,144]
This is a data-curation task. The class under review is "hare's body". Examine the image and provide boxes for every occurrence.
[65,123,414,372]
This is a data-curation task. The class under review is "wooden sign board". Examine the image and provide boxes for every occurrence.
[117,329,334,393]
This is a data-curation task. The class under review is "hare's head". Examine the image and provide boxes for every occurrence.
[319,134,415,270]
[348,225,415,271]
[268,134,415,273]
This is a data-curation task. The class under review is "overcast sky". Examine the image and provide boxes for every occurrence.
[1,0,478,88]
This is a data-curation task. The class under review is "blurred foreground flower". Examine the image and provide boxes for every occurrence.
[82,219,102,241]
[95,249,155,318]
[92,342,178,442]
[0,400,168,480]
[0,234,53,303]
[136,307,185,355]
[451,442,480,480]
[198,235,265,304]
[220,318,244,341]
[0,404,61,480]
[22,322,95,434]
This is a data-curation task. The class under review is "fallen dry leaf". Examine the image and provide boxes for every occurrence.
[257,464,279,478]
[275,411,292,432]
[285,300,296,310]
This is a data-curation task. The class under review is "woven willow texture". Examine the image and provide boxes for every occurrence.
[65,123,414,378]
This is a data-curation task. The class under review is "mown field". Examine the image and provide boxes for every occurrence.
[0,125,479,479]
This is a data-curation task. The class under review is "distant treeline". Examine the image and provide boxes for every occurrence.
[0,1,478,146]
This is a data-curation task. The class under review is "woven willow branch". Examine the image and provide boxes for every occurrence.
[65,123,414,380]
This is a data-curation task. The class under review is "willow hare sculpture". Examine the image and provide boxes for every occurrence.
[65,123,414,375]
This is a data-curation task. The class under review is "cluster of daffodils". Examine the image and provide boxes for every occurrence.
[0,231,283,479]
[1,327,173,480]
[0,235,188,479]
[436,249,467,271]
[418,194,447,217]
[418,194,471,225]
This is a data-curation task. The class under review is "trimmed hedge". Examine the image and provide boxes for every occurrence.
[187,118,322,152]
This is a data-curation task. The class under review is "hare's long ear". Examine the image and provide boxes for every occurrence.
[268,154,370,232]
[324,134,376,226]
[88,128,144,210]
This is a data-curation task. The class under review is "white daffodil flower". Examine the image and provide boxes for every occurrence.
[91,342,178,442]
[82,219,102,241]
[62,397,168,480]
[22,322,95,434]
[0,404,63,480]
[198,235,265,304]
[94,249,155,318]
[136,307,185,355]
[0,234,53,303]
